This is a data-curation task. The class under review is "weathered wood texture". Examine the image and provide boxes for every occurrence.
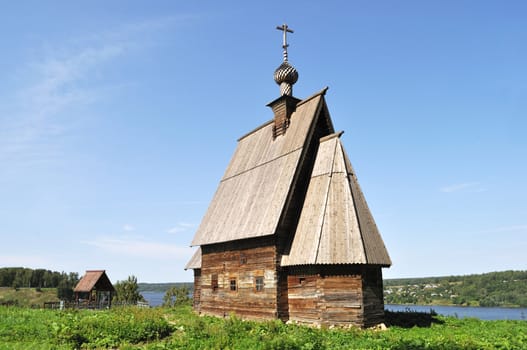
[192,92,329,246]
[361,267,385,327]
[276,98,333,255]
[188,87,390,328]
[287,274,363,326]
[281,135,391,266]
[286,266,385,327]
[192,269,201,312]
[199,242,279,320]
[185,248,202,269]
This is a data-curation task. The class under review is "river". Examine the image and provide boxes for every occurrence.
[385,304,527,321]
[141,292,526,321]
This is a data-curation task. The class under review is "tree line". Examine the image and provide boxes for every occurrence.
[384,270,527,307]
[0,267,79,291]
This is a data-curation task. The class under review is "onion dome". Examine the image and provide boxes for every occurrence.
[274,24,299,96]
[274,61,299,96]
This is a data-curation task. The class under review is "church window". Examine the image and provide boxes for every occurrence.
[230,278,237,291]
[255,277,264,292]
[211,274,218,291]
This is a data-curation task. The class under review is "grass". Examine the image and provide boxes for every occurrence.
[0,287,58,307]
[0,305,526,349]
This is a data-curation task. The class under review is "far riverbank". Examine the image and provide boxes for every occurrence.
[385,304,527,321]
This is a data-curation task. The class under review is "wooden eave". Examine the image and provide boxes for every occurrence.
[184,248,202,270]
[281,134,391,267]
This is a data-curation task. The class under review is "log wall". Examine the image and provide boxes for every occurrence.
[287,274,363,326]
[286,266,386,327]
[361,266,385,327]
[192,269,201,312]
[199,243,278,320]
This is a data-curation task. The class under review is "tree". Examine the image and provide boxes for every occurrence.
[162,285,192,307]
[113,275,145,304]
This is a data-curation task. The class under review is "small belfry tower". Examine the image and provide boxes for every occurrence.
[186,25,391,328]
[268,24,300,138]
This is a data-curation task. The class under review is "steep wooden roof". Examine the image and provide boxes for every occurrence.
[74,270,115,292]
[281,133,391,266]
[191,89,330,246]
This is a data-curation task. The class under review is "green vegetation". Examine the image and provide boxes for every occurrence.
[385,270,527,307]
[0,306,170,349]
[162,285,192,307]
[114,276,145,304]
[0,268,79,302]
[0,287,59,307]
[0,305,526,349]
[0,267,79,290]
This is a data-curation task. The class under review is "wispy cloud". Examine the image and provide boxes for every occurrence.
[0,16,189,171]
[0,44,126,169]
[167,222,196,234]
[440,182,486,193]
[82,236,193,261]
[123,224,136,232]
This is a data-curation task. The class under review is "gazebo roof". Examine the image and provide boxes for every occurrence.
[74,270,115,292]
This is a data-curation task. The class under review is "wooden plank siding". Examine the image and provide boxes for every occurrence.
[287,274,363,326]
[361,267,386,328]
[285,266,386,327]
[199,241,279,320]
[192,269,201,312]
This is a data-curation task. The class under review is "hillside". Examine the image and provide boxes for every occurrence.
[384,270,527,307]
[0,287,59,307]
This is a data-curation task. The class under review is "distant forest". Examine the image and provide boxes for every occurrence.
[384,270,527,307]
[0,267,79,290]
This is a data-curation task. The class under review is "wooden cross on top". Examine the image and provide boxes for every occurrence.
[276,24,294,61]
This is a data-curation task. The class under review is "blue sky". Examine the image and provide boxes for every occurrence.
[1,1,525,283]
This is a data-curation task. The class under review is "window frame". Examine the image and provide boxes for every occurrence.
[240,253,247,265]
[211,274,219,292]
[229,278,237,292]
[255,276,264,292]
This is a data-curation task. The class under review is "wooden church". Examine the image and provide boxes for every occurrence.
[186,25,391,328]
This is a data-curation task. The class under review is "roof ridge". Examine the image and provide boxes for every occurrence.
[297,86,329,107]
[237,87,328,142]
[237,120,274,142]
[319,130,344,143]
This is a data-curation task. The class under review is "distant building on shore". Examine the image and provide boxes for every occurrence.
[74,270,115,308]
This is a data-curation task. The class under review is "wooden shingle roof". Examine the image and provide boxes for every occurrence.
[188,87,390,269]
[281,133,392,266]
[191,90,329,246]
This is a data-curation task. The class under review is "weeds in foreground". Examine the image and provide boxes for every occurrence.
[0,305,526,349]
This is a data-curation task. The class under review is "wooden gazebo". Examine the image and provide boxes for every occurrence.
[74,270,115,308]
